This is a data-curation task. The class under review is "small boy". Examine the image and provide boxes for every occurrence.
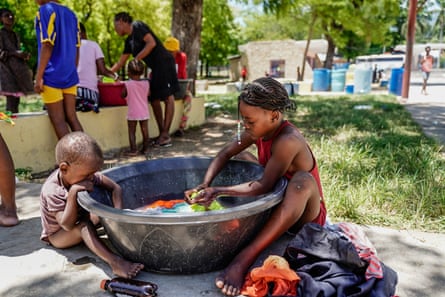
[40,131,144,278]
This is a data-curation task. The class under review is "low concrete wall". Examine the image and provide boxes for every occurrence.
[1,97,205,173]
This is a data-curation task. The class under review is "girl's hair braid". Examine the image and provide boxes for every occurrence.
[128,59,145,76]
[238,77,295,113]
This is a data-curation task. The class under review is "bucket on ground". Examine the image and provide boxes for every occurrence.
[282,82,294,96]
[331,69,347,92]
[353,66,372,94]
[312,68,329,91]
[388,68,404,96]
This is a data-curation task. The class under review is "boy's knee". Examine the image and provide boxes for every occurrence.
[287,171,316,195]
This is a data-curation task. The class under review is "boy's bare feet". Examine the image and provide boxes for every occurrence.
[110,257,144,279]
[215,262,247,296]
[0,207,19,227]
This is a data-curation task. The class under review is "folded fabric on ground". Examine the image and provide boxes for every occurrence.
[241,255,300,297]
[284,222,398,297]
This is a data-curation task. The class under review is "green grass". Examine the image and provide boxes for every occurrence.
[205,93,445,232]
[0,95,44,113]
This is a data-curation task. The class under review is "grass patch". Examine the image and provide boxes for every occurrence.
[0,95,44,113]
[205,93,445,232]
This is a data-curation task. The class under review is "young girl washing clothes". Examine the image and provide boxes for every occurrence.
[184,76,327,296]
[121,59,150,155]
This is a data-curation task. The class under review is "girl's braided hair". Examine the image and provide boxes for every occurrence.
[238,77,295,113]
[128,59,145,76]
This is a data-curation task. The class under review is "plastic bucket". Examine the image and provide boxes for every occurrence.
[331,69,347,92]
[283,83,294,96]
[292,83,299,95]
[345,85,354,94]
[98,82,126,106]
[388,68,404,96]
[353,67,372,94]
[312,68,329,91]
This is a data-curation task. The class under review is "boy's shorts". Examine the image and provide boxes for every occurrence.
[41,85,77,104]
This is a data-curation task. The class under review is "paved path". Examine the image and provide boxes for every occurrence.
[1,73,445,296]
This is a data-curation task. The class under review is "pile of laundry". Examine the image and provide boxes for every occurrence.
[241,222,398,297]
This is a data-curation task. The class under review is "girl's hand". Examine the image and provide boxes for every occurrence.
[184,187,218,207]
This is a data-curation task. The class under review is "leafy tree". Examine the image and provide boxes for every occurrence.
[199,0,240,77]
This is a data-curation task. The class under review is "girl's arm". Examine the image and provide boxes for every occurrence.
[121,84,128,99]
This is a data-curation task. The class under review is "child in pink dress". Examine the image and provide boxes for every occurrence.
[121,59,150,155]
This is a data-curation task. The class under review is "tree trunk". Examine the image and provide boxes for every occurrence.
[171,0,203,83]
[324,34,336,69]
[300,13,317,81]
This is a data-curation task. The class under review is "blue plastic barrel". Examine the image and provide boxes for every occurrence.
[389,68,404,96]
[331,69,347,92]
[292,83,299,95]
[354,67,372,94]
[283,83,293,96]
[312,68,329,91]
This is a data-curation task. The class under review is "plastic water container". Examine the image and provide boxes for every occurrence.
[282,82,294,96]
[312,68,329,91]
[292,82,299,95]
[331,69,347,92]
[345,85,354,94]
[388,68,404,96]
[353,66,372,94]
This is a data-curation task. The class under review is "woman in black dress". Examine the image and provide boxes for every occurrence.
[112,12,179,147]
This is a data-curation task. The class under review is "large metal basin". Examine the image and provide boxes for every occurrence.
[78,157,287,274]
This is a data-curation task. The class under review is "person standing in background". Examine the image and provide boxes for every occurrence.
[164,36,191,137]
[121,59,151,156]
[420,45,433,95]
[0,8,34,113]
[34,0,83,139]
[76,22,118,113]
[112,12,179,147]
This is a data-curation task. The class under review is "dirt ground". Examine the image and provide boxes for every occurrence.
[102,115,240,170]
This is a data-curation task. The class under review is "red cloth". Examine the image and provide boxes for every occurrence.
[241,255,300,297]
[338,222,383,280]
[175,51,187,79]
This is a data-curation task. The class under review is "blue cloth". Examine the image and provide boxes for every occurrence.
[35,2,80,88]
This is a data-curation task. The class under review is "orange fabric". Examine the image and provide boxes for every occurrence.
[140,199,185,210]
[241,255,300,297]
